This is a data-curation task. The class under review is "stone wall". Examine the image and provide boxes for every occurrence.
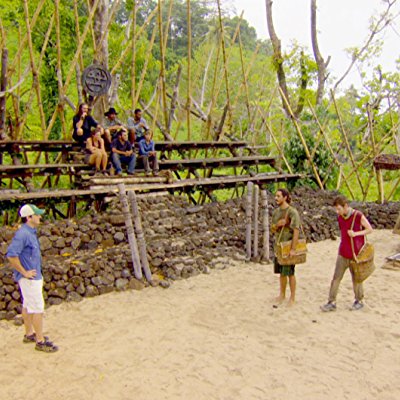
[0,189,398,320]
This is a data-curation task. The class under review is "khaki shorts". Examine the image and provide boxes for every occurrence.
[18,278,44,313]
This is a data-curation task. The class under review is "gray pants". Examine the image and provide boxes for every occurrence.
[142,154,159,173]
[328,255,364,302]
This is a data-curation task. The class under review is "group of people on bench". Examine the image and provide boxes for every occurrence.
[72,103,159,176]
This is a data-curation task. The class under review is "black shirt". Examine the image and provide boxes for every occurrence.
[111,138,133,153]
[72,115,98,145]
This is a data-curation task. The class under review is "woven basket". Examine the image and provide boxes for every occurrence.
[349,242,375,283]
[276,239,307,265]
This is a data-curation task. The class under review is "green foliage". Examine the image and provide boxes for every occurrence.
[284,129,338,189]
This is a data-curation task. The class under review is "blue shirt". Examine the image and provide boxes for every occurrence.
[6,224,42,282]
[139,140,155,156]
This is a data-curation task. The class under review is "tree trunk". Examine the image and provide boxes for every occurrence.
[90,0,109,119]
[265,0,291,117]
[311,0,330,105]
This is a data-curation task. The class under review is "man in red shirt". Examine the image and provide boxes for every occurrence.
[321,195,373,312]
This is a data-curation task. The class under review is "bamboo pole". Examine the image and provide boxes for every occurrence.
[257,106,293,173]
[261,190,270,262]
[111,5,159,75]
[63,0,101,91]
[117,184,143,280]
[23,0,47,137]
[253,184,259,259]
[130,0,137,109]
[387,176,400,201]
[204,35,221,141]
[0,48,7,135]
[17,14,55,139]
[168,64,182,132]
[73,0,84,72]
[232,41,261,116]
[9,0,47,73]
[330,90,365,196]
[128,190,152,283]
[367,103,385,203]
[279,87,324,189]
[133,23,158,107]
[246,181,253,261]
[236,31,252,121]
[186,0,192,141]
[216,0,233,139]
[306,99,355,199]
[86,0,97,53]
[55,0,66,139]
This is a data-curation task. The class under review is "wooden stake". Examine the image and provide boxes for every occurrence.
[128,190,152,283]
[246,181,253,261]
[261,189,270,262]
[253,184,259,259]
[117,183,143,280]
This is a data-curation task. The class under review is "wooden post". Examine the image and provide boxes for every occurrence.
[118,183,143,280]
[246,181,253,261]
[128,190,152,283]
[0,48,7,136]
[253,184,259,259]
[261,190,270,262]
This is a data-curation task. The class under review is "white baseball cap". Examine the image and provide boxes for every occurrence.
[19,204,45,218]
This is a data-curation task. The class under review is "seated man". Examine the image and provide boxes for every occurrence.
[110,129,136,176]
[139,129,159,176]
[127,108,149,143]
[103,107,124,141]
[72,103,101,147]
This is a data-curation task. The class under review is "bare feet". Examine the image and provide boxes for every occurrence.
[287,298,296,307]
[273,296,285,306]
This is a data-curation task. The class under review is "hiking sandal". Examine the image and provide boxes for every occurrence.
[35,340,59,353]
[23,334,49,343]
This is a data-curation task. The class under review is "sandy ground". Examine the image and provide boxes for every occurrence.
[0,229,399,400]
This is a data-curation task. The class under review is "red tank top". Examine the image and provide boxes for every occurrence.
[338,210,366,259]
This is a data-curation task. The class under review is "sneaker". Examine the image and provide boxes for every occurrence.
[23,333,49,343]
[35,340,59,353]
[351,300,364,311]
[320,302,337,312]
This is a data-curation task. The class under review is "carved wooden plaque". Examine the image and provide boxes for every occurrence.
[82,64,111,96]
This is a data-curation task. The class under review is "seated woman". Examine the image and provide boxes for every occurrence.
[72,103,107,147]
[138,129,159,176]
[85,126,108,175]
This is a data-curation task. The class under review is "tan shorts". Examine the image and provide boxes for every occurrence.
[18,278,44,313]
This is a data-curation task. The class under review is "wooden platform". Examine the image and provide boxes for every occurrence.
[0,139,302,218]
[0,172,302,204]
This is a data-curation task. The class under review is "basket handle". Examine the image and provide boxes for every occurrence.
[277,208,290,243]
[350,210,367,262]
[277,207,304,244]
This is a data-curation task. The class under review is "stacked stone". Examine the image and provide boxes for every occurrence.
[0,189,399,320]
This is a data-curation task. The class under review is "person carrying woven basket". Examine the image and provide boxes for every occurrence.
[321,195,373,312]
[271,188,301,306]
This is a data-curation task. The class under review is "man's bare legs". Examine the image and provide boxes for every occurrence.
[275,275,287,304]
[288,275,296,306]
[22,307,34,336]
[31,313,45,343]
[275,275,296,306]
